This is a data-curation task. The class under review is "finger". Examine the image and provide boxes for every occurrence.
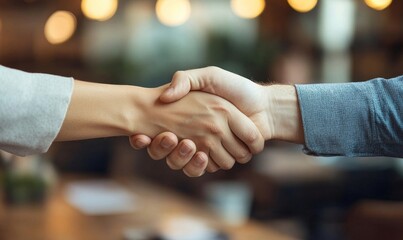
[228,109,265,154]
[196,141,220,173]
[221,132,253,164]
[222,139,252,164]
[209,144,236,171]
[160,67,233,102]
[206,158,220,173]
[146,132,178,160]
[165,139,197,170]
[183,151,208,177]
[129,135,152,150]
[160,71,192,103]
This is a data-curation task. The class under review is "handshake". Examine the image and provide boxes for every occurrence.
[126,67,305,177]
[56,66,304,177]
[5,65,400,167]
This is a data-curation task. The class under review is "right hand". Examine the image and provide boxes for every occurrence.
[131,67,273,175]
[161,66,273,139]
[133,85,264,176]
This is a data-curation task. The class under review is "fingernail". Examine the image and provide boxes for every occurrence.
[194,156,206,167]
[135,140,147,148]
[179,144,192,156]
[161,137,174,149]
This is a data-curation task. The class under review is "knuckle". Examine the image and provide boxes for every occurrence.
[206,66,221,73]
[206,122,224,136]
[172,70,186,80]
[201,138,215,151]
[212,104,231,117]
[245,130,259,144]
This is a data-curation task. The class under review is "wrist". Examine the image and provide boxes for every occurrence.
[58,81,148,141]
[127,86,167,137]
[265,85,305,143]
[99,84,146,137]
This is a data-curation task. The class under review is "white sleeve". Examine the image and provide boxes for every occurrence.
[0,65,74,156]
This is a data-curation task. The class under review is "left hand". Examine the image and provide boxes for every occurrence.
[130,67,272,176]
[130,85,264,177]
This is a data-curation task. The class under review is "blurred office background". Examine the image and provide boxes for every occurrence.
[0,0,402,240]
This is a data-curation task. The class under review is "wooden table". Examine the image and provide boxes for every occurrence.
[0,176,295,240]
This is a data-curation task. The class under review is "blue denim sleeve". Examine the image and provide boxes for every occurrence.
[295,76,403,157]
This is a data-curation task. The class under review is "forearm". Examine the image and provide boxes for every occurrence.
[258,77,403,158]
[295,77,403,157]
[57,81,195,141]
[56,80,147,141]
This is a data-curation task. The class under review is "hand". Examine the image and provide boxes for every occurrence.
[130,132,209,177]
[131,67,303,175]
[130,67,272,174]
[133,85,264,176]
[160,67,273,139]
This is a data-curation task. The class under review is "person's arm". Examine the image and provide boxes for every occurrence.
[0,66,264,177]
[295,76,403,157]
[60,82,264,175]
[130,67,304,169]
[131,67,403,160]
[0,66,73,156]
[56,80,142,141]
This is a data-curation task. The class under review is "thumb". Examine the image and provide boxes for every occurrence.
[159,71,192,103]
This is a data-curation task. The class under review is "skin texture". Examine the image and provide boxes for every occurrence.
[57,80,264,176]
[130,66,305,177]
[134,86,264,172]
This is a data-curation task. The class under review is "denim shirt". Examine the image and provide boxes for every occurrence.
[296,76,403,157]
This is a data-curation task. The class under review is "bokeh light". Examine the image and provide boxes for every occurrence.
[287,0,318,13]
[81,0,118,21]
[44,11,76,45]
[231,0,265,19]
[155,0,191,27]
[364,0,393,10]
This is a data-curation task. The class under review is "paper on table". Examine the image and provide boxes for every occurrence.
[65,180,137,215]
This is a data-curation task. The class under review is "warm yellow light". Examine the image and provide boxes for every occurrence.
[288,0,318,13]
[364,0,393,10]
[155,0,191,27]
[44,11,76,45]
[231,0,265,19]
[81,0,118,21]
